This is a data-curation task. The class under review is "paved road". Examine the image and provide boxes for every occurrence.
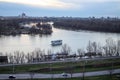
[0,69,120,79]
[0,56,120,67]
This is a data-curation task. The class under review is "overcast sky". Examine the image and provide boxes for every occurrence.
[0,0,120,17]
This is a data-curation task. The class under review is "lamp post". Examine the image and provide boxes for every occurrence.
[82,60,86,80]
[29,72,35,80]
[50,62,54,79]
[109,61,113,79]
[12,56,15,74]
[12,62,14,74]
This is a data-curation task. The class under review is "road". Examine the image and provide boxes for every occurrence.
[0,69,120,79]
[0,56,120,67]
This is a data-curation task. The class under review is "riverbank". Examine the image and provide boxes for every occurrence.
[0,19,52,35]
[53,17,120,33]
[1,17,120,35]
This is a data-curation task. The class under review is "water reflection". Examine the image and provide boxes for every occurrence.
[0,27,120,54]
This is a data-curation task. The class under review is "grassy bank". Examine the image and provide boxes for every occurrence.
[0,58,120,74]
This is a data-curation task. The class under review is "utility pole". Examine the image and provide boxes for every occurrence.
[12,56,15,74]
[50,62,53,80]
[13,63,14,74]
[110,61,113,79]
[82,60,85,80]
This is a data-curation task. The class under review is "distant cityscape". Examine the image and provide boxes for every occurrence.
[0,13,120,20]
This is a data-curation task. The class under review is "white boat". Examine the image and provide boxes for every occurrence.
[51,40,62,46]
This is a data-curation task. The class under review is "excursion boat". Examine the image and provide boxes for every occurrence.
[51,40,62,46]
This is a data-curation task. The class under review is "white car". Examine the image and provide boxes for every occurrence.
[82,56,89,59]
[61,73,68,77]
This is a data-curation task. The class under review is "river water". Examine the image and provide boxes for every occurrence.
[0,27,120,54]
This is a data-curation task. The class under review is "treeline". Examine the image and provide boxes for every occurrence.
[0,19,52,35]
[0,38,120,64]
[0,19,21,35]
[1,17,120,34]
[54,17,120,33]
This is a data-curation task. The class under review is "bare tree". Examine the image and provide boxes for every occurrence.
[6,53,14,64]
[14,51,25,64]
[26,52,32,63]
[86,41,93,53]
[103,38,117,56]
[20,52,25,64]
[33,49,41,62]
[47,49,52,55]
[40,50,45,61]
[116,40,120,56]
[61,44,71,56]
[77,49,85,58]
[92,42,103,57]
[92,42,97,53]
[14,51,20,64]
[96,43,103,57]
[25,49,45,63]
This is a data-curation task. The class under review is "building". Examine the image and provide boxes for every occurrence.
[0,56,8,63]
[19,13,27,18]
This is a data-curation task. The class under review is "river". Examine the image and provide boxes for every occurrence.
[0,27,120,54]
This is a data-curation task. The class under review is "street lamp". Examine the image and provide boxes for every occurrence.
[82,60,86,80]
[12,62,14,74]
[50,62,54,79]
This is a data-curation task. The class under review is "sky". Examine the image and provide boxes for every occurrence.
[0,0,120,17]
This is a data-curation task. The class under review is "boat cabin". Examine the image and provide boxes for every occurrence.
[51,40,62,46]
